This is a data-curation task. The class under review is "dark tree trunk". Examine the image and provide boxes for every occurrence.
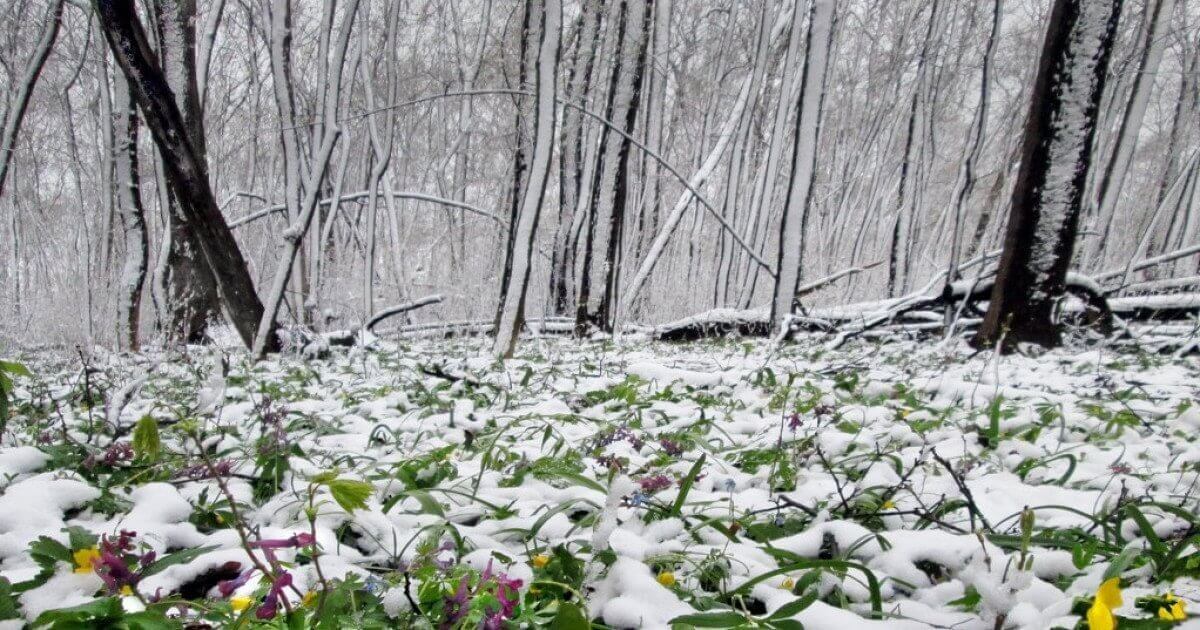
[153,0,222,344]
[94,0,277,352]
[973,0,1123,351]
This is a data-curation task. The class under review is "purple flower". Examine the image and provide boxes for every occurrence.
[440,575,471,628]
[250,532,315,550]
[216,563,253,597]
[102,442,134,466]
[787,413,802,431]
[638,474,673,493]
[96,551,137,594]
[659,439,685,457]
[256,571,293,620]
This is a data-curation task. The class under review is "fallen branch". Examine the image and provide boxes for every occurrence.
[365,295,444,332]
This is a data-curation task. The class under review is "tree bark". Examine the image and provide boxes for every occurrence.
[494,0,561,358]
[0,0,65,205]
[973,0,1123,350]
[770,0,835,334]
[153,0,222,344]
[94,0,277,352]
[112,70,149,352]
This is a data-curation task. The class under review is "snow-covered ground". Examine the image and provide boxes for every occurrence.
[0,337,1197,628]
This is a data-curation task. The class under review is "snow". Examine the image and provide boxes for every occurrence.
[1,336,1197,626]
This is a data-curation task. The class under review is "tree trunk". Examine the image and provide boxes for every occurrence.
[769,0,835,334]
[550,0,602,317]
[494,0,561,358]
[153,0,222,344]
[576,0,652,334]
[973,0,1122,350]
[1090,0,1175,266]
[94,0,277,352]
[495,0,538,335]
[0,0,64,205]
[112,70,149,352]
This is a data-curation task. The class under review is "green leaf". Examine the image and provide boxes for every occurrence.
[327,478,374,513]
[141,545,218,579]
[672,454,706,517]
[769,621,805,630]
[947,584,981,612]
[1103,546,1140,581]
[15,536,74,593]
[132,416,161,463]
[121,610,177,630]
[0,577,21,620]
[0,361,31,378]
[669,611,748,627]
[549,601,590,629]
[31,596,123,627]
[769,590,818,620]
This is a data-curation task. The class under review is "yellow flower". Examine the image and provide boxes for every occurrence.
[1087,578,1122,630]
[73,547,101,574]
[1157,593,1186,622]
[231,596,253,612]
[881,500,896,510]
[1087,600,1114,630]
[657,571,676,587]
[1097,578,1123,609]
[780,578,795,590]
[532,554,550,569]
[302,591,318,607]
[120,585,134,596]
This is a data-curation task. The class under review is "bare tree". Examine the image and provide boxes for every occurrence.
[0,0,64,204]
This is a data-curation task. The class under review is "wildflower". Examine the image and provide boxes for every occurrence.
[255,571,293,620]
[364,576,385,595]
[217,564,254,597]
[73,547,101,574]
[659,439,685,457]
[657,571,676,587]
[249,532,316,550]
[102,442,134,467]
[788,413,802,431]
[1087,577,1122,630]
[722,478,737,492]
[781,577,795,590]
[95,550,138,594]
[881,499,896,510]
[531,554,550,569]
[120,585,134,596]
[442,575,471,627]
[638,474,673,493]
[1157,592,1186,622]
[302,591,318,607]
[230,596,253,612]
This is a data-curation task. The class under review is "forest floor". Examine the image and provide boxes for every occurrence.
[0,336,1198,629]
